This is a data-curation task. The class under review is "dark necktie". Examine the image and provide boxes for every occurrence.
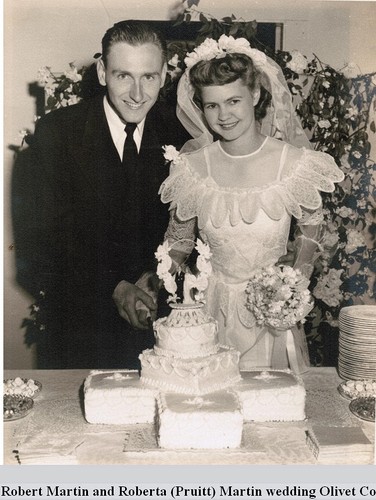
[122,123,138,172]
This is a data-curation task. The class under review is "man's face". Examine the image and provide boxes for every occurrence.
[97,41,167,124]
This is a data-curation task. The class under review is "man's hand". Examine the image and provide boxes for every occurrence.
[112,280,157,330]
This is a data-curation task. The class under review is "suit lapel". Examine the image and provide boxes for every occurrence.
[139,107,169,189]
[71,98,169,228]
[75,96,126,218]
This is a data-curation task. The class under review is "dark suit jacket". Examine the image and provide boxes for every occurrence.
[12,95,189,368]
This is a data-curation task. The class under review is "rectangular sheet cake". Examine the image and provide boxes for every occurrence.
[233,369,306,422]
[157,390,243,449]
[84,370,157,425]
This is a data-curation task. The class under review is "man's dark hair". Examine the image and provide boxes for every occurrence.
[101,20,167,66]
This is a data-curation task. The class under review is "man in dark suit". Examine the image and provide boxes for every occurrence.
[14,20,189,369]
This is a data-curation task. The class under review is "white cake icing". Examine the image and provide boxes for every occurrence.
[140,345,241,395]
[232,369,306,422]
[153,304,218,359]
[157,391,243,449]
[84,370,157,425]
[140,303,241,395]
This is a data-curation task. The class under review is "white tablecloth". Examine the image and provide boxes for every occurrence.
[3,368,375,465]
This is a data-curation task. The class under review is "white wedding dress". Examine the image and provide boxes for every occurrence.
[160,136,344,371]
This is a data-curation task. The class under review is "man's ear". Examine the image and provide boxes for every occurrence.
[97,58,107,87]
[160,62,168,88]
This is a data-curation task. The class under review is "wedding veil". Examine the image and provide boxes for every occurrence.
[176,35,312,153]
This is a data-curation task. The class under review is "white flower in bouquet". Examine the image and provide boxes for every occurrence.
[245,265,313,329]
[276,284,293,301]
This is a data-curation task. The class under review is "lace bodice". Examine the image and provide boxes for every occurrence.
[160,137,344,229]
[160,137,344,284]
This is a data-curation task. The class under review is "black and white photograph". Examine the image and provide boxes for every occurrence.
[3,0,376,473]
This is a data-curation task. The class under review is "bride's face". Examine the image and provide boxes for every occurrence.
[200,79,260,145]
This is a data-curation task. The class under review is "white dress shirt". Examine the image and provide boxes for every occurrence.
[103,95,145,160]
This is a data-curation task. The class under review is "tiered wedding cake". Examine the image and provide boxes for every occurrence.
[139,303,241,395]
[84,239,306,449]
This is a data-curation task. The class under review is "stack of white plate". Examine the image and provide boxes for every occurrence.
[338,305,376,381]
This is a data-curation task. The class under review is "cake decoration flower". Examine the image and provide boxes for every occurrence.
[155,241,178,303]
[155,238,212,304]
[182,397,215,408]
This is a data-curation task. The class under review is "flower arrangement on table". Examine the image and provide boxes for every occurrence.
[18,0,376,366]
[245,265,313,330]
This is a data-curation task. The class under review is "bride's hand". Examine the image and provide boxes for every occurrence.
[112,280,157,330]
[277,241,296,267]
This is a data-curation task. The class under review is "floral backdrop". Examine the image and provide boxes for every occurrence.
[17,0,376,367]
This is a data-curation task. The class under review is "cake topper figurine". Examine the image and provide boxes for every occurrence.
[155,239,212,304]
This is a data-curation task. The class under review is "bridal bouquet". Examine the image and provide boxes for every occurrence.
[245,265,313,329]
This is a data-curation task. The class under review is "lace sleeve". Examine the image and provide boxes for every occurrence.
[285,148,344,277]
[290,207,325,278]
[297,206,325,240]
[298,206,324,226]
[164,209,197,267]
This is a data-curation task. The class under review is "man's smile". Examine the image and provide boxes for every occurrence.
[123,101,145,110]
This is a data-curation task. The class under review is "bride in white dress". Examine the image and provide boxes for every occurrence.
[158,36,344,372]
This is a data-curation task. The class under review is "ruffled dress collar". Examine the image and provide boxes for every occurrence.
[159,141,344,229]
